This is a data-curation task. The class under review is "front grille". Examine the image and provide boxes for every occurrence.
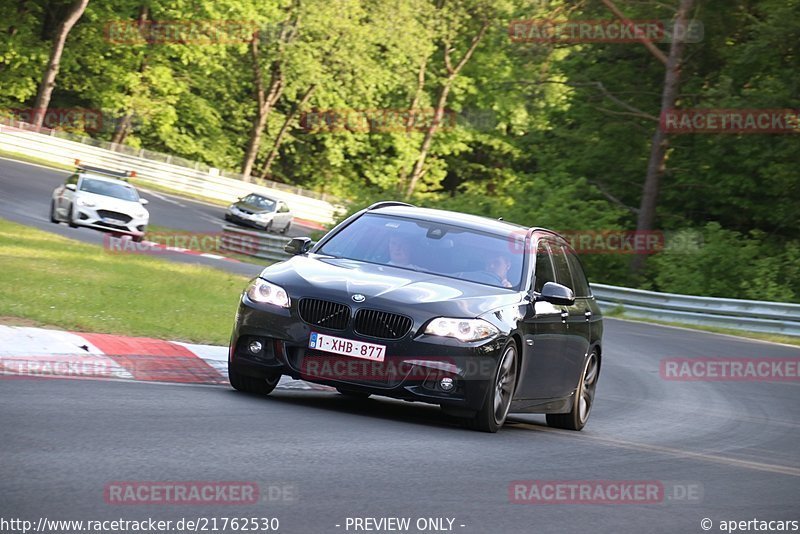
[354,309,412,339]
[97,210,132,223]
[298,298,350,330]
[302,352,392,386]
[95,221,129,230]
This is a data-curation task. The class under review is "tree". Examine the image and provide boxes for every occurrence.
[31,0,89,128]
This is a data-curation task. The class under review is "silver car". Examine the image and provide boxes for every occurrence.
[50,167,150,242]
[224,193,293,233]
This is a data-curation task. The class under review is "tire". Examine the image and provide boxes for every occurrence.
[263,221,273,233]
[49,200,59,223]
[336,387,371,399]
[469,340,517,433]
[546,350,599,431]
[67,206,78,228]
[280,221,291,235]
[132,234,144,243]
[228,363,280,395]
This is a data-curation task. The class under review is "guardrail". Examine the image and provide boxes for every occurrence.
[217,229,800,337]
[220,224,301,263]
[0,120,342,225]
[591,283,800,337]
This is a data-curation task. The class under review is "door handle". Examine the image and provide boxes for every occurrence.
[584,310,592,321]
[560,310,569,323]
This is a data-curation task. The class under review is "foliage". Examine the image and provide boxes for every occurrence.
[0,0,797,301]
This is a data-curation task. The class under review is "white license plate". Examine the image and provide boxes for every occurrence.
[105,218,125,225]
[308,332,386,362]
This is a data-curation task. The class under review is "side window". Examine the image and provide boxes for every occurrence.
[533,240,556,293]
[550,242,574,291]
[66,173,79,186]
[279,203,290,213]
[566,249,591,297]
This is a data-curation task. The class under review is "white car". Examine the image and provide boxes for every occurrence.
[50,167,150,242]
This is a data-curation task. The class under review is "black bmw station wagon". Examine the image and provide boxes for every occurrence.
[228,202,603,432]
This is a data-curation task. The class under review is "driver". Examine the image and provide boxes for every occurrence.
[387,235,418,269]
[485,255,513,288]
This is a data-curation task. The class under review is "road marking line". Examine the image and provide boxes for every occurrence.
[510,421,800,477]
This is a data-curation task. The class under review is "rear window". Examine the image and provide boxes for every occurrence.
[318,213,525,290]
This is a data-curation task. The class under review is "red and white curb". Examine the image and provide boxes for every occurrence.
[141,240,242,263]
[0,326,327,390]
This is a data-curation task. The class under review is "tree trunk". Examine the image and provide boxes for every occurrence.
[631,0,695,274]
[111,113,133,145]
[395,58,428,194]
[31,0,89,128]
[404,82,452,199]
[403,20,488,199]
[258,84,316,179]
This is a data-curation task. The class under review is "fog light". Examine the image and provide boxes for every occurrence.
[248,340,263,354]
[439,377,455,392]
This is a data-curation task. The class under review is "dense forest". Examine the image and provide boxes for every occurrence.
[1,0,798,301]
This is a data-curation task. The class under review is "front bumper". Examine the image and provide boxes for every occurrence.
[229,296,505,411]
[225,209,271,229]
[75,206,147,236]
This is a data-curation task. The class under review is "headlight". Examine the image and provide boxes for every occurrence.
[245,278,290,308]
[424,318,498,342]
[77,198,96,207]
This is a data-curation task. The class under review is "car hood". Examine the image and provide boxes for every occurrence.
[76,191,144,214]
[233,200,274,214]
[259,255,522,318]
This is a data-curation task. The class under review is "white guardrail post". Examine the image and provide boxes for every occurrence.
[591,283,800,337]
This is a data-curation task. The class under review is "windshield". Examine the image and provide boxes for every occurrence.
[318,213,525,290]
[79,178,139,202]
[241,194,276,211]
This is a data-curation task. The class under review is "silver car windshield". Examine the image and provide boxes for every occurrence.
[318,214,525,290]
[242,194,276,211]
[79,178,139,202]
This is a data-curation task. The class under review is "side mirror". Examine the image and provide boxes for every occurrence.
[140,198,149,205]
[65,184,77,191]
[539,282,575,306]
[284,237,312,256]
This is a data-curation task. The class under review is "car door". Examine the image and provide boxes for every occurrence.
[277,202,291,229]
[515,238,570,400]
[550,241,591,394]
[56,173,79,217]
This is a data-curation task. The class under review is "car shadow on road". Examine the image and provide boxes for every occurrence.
[225,388,552,434]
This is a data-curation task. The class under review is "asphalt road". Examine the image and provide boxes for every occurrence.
[0,157,324,277]
[2,319,798,534]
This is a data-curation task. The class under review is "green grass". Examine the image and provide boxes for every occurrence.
[0,218,250,345]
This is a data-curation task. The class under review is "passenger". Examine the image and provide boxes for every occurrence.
[387,235,418,269]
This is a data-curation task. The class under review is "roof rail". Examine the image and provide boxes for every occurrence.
[366,201,415,211]
[74,159,136,180]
